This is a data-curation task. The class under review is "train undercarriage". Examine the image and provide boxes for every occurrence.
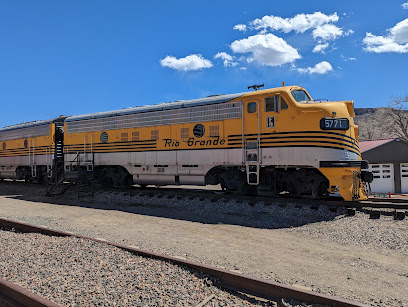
[205,166,330,198]
[84,164,332,199]
[15,165,48,183]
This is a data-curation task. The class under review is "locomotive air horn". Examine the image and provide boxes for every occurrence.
[247,84,264,91]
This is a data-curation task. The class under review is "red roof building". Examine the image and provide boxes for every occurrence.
[358,138,395,153]
[358,138,408,193]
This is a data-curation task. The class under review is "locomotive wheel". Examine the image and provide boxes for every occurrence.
[313,181,329,199]
[241,184,258,196]
[219,169,246,192]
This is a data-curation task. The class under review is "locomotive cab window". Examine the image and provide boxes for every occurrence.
[247,102,257,113]
[291,90,312,103]
[265,96,279,112]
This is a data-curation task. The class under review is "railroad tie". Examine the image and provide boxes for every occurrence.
[394,210,406,220]
[347,208,356,216]
[369,209,381,219]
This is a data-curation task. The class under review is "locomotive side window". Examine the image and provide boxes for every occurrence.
[247,102,257,113]
[265,95,279,112]
[281,97,288,110]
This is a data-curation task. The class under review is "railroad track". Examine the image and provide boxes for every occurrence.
[0,217,369,307]
[0,277,58,307]
[1,180,407,220]
[102,185,408,220]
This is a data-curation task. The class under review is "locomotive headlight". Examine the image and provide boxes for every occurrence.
[320,117,349,130]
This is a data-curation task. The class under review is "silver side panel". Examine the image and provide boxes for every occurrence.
[0,154,52,179]
[261,147,359,168]
[0,147,358,181]
[64,146,358,186]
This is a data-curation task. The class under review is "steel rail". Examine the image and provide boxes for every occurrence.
[0,276,59,307]
[0,217,369,307]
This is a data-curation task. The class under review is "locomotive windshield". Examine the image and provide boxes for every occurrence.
[291,90,312,103]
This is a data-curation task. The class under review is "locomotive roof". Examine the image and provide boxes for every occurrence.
[0,116,66,132]
[66,92,247,122]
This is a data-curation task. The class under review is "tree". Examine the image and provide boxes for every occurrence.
[384,96,408,142]
[355,108,392,140]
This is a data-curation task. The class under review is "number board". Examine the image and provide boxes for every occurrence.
[267,116,275,128]
[320,118,349,130]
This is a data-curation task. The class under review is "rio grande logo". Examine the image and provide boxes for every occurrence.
[163,136,226,148]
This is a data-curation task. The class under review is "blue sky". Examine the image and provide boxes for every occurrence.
[1,0,408,127]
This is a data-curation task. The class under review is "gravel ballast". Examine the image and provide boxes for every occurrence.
[0,182,407,306]
[0,228,275,306]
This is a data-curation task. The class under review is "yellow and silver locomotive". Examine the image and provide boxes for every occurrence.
[0,117,65,182]
[0,85,372,201]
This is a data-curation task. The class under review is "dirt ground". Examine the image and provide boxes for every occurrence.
[0,182,407,306]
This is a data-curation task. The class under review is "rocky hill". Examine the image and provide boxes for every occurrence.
[354,107,407,141]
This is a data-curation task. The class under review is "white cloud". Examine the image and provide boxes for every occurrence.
[214,52,238,67]
[312,24,343,41]
[363,18,408,53]
[340,54,357,61]
[297,61,333,74]
[160,54,213,71]
[390,18,408,43]
[313,43,329,53]
[230,33,301,66]
[214,52,233,61]
[402,2,408,9]
[344,29,354,36]
[251,12,339,33]
[248,11,353,54]
[233,24,247,32]
[363,34,408,53]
